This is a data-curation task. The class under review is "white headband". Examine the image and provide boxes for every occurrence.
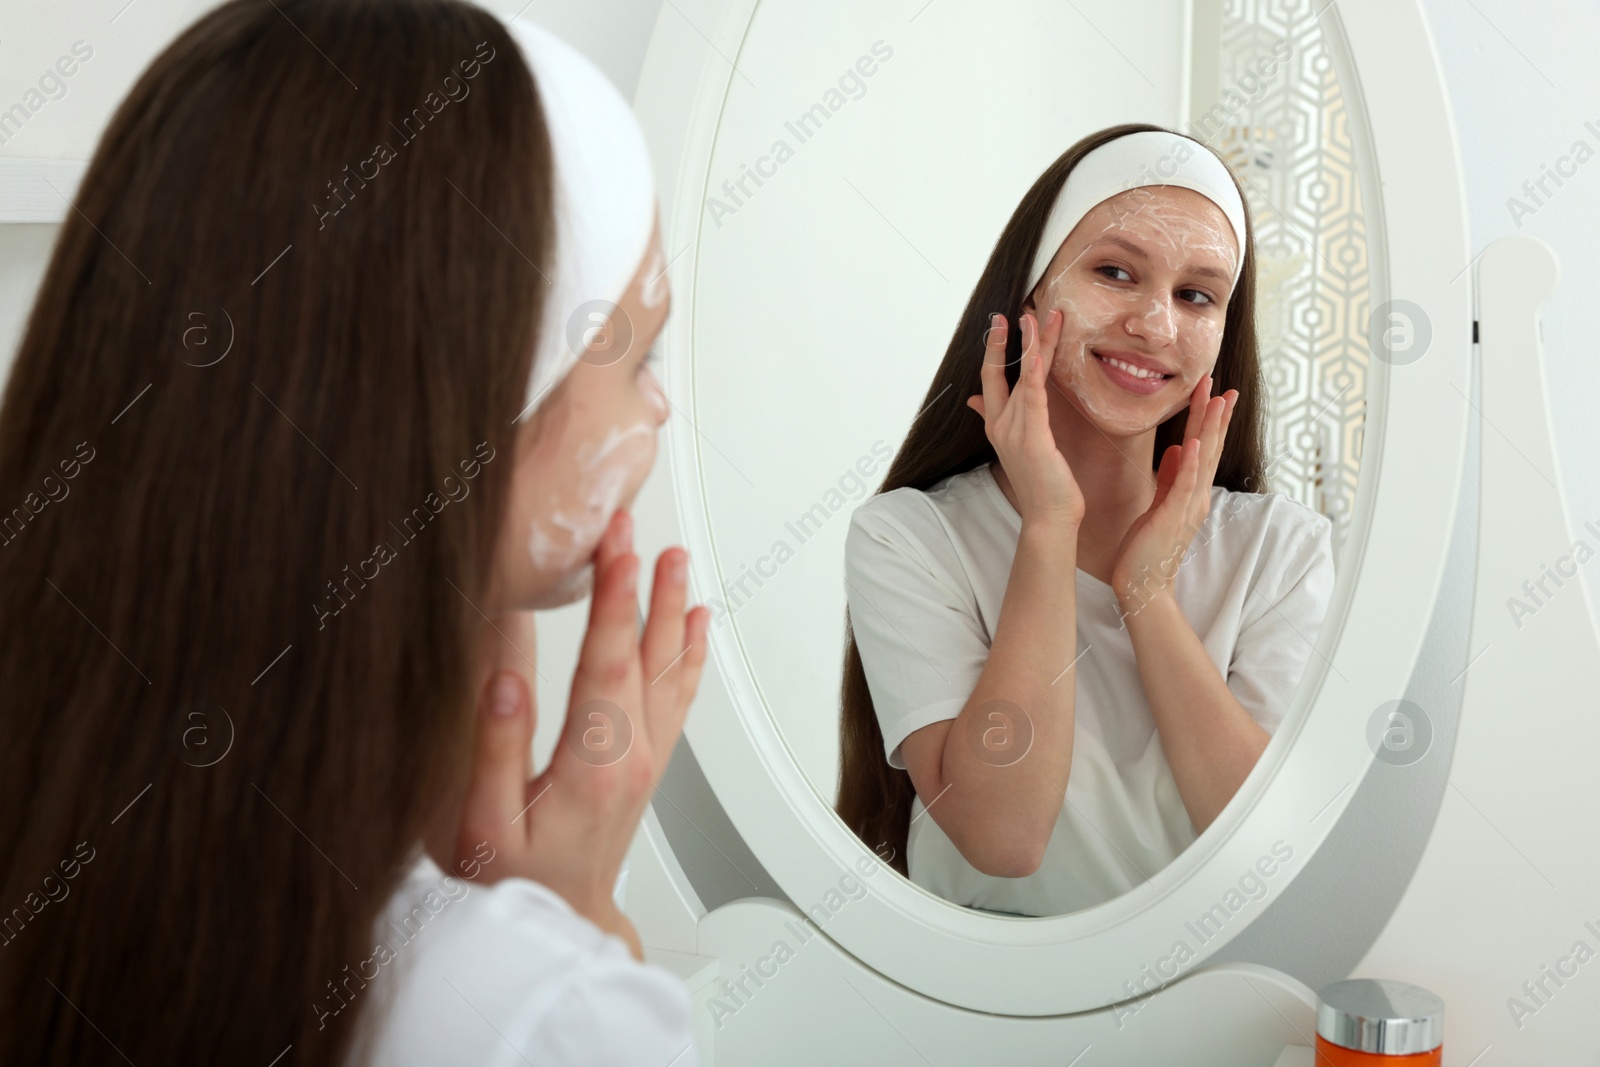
[503,16,658,422]
[1023,130,1248,299]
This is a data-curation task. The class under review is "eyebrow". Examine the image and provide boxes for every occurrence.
[1088,234,1231,284]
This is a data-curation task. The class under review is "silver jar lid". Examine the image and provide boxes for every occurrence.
[1317,979,1444,1055]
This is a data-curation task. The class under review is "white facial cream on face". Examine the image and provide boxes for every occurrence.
[1035,188,1236,434]
[526,419,657,581]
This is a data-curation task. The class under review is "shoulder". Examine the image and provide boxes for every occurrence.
[1209,485,1331,554]
[848,465,996,546]
[351,853,695,1067]
[847,465,990,558]
[1197,487,1333,600]
[846,466,1005,594]
[851,465,989,529]
[1201,487,1335,616]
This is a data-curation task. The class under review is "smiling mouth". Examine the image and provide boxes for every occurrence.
[1092,349,1173,381]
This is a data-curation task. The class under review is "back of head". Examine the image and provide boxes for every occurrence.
[0,1,551,1062]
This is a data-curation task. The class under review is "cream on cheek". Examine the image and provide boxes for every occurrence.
[526,415,658,586]
[1045,278,1136,427]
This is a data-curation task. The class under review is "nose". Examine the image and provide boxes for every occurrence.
[1122,290,1177,346]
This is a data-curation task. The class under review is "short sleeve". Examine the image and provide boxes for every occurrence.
[844,503,992,770]
[1226,514,1336,734]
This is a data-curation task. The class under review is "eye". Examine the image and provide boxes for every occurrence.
[1096,264,1132,283]
[1179,288,1215,306]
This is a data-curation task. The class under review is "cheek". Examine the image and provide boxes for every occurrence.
[1041,283,1127,383]
[1171,315,1225,380]
[525,420,657,574]
[1048,279,1135,339]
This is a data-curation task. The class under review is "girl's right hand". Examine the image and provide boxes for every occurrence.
[966,309,1085,527]
[451,510,709,942]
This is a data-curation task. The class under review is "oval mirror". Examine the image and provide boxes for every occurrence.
[637,0,1470,1014]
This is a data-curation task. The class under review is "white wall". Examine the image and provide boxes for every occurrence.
[0,0,666,370]
[3,0,1593,601]
[1423,0,1600,563]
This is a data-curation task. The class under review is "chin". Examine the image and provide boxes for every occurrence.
[1066,387,1168,438]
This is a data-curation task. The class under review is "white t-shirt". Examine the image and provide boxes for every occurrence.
[343,849,699,1067]
[844,461,1335,917]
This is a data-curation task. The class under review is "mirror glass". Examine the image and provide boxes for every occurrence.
[691,0,1371,917]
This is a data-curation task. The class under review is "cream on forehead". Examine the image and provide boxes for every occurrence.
[1098,188,1238,278]
[1023,129,1248,300]
[1045,188,1237,295]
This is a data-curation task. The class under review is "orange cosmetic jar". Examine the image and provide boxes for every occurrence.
[1314,979,1444,1066]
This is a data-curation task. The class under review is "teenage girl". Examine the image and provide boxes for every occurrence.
[0,3,708,1064]
[838,125,1334,917]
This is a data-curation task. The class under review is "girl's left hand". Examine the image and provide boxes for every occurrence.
[1109,375,1238,613]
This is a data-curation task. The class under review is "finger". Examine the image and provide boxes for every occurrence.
[1154,441,1204,576]
[1150,443,1183,510]
[1198,394,1227,476]
[640,547,688,705]
[1218,391,1239,467]
[1152,438,1203,531]
[678,605,711,703]
[1182,373,1212,445]
[1021,314,1050,413]
[1035,307,1062,375]
[650,604,711,781]
[457,671,533,862]
[981,311,1008,364]
[1219,390,1239,444]
[1019,311,1051,404]
[1199,387,1232,472]
[976,313,1011,428]
[1195,391,1237,521]
[569,513,643,746]
[592,509,631,580]
[1011,310,1035,418]
[1170,437,1202,526]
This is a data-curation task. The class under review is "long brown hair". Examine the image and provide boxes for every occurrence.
[836,123,1268,877]
[0,2,552,1063]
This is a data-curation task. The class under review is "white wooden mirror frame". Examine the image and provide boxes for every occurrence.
[630,0,1471,1016]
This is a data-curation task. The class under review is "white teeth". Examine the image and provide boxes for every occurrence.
[1096,352,1166,380]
